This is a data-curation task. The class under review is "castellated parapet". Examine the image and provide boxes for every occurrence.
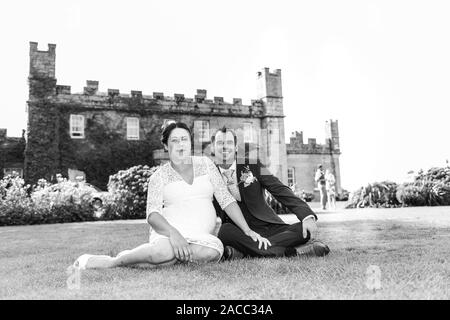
[287,119,340,155]
[48,83,265,117]
[28,42,264,118]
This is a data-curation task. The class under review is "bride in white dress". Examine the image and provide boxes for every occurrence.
[73,122,270,269]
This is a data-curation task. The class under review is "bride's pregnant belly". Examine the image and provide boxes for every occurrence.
[163,199,217,236]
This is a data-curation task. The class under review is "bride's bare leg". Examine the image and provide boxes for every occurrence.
[189,244,222,263]
[84,239,176,269]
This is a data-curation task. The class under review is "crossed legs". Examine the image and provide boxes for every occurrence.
[218,222,310,258]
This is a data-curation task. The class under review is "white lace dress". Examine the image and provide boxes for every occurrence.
[146,156,235,257]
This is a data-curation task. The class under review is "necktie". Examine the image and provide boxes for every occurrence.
[223,169,235,185]
[222,169,241,202]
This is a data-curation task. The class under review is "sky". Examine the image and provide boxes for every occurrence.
[0,0,449,191]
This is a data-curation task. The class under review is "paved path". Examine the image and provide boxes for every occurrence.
[76,205,450,228]
[283,205,450,227]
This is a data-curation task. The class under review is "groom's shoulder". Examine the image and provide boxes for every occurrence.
[236,157,265,171]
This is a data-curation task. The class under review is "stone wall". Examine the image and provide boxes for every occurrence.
[287,153,342,196]
[0,129,25,179]
[25,96,264,189]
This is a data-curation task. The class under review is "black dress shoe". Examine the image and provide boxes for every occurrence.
[221,246,244,261]
[295,239,330,257]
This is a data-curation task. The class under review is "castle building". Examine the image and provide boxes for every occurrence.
[2,42,342,196]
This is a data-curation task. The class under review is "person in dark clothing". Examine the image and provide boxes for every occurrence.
[212,127,330,260]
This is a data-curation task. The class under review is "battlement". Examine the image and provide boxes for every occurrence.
[48,75,266,116]
[46,82,265,117]
[56,81,256,106]
[28,42,281,118]
[0,128,24,142]
[256,67,282,100]
[29,42,56,79]
[287,120,341,155]
[325,119,339,138]
[257,67,282,78]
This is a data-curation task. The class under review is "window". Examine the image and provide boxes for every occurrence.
[287,167,296,187]
[244,122,253,143]
[3,168,23,178]
[126,117,140,140]
[70,114,85,139]
[194,120,210,142]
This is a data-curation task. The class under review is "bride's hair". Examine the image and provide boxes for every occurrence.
[161,121,192,146]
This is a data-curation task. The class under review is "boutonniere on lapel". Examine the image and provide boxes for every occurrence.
[239,166,257,187]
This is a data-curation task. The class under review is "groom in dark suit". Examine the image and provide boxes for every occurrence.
[211,127,330,259]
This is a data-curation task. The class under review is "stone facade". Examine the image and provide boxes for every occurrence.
[0,129,26,179]
[286,120,342,195]
[19,42,341,193]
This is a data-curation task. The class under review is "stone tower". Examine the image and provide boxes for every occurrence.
[28,42,57,99]
[325,119,341,193]
[25,42,59,182]
[325,119,340,152]
[257,68,288,183]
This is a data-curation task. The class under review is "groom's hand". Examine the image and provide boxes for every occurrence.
[244,229,272,250]
[302,216,317,239]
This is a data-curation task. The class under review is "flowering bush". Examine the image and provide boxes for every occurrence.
[103,164,159,219]
[30,174,99,223]
[0,173,99,226]
[0,173,35,225]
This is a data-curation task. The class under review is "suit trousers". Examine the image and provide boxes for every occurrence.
[218,221,310,258]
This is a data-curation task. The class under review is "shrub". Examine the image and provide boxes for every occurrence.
[0,173,100,226]
[396,181,450,207]
[396,183,426,206]
[346,181,401,209]
[396,165,450,207]
[30,175,98,223]
[104,164,159,219]
[347,165,450,209]
[0,173,34,226]
[336,189,349,201]
[415,166,450,184]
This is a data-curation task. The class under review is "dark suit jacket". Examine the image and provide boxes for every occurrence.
[213,159,317,225]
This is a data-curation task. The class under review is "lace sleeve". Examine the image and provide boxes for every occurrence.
[204,157,236,210]
[146,168,164,220]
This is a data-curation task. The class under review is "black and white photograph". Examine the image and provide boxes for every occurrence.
[0,0,449,305]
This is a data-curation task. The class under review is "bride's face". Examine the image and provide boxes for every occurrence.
[166,128,191,164]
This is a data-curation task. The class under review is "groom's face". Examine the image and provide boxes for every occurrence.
[214,131,236,164]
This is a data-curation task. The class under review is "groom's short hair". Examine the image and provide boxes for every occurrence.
[211,126,237,145]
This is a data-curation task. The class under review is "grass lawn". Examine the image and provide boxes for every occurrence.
[0,206,449,299]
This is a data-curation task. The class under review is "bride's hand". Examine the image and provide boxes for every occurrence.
[244,229,272,250]
[169,229,193,262]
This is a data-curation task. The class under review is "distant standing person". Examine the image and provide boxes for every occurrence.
[325,169,336,211]
[314,164,327,210]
